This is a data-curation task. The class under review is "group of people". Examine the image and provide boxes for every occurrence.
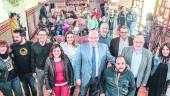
[0,25,170,96]
[0,1,170,96]
[37,1,138,38]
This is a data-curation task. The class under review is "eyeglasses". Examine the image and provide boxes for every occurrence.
[38,34,47,36]
[102,28,109,30]
[67,36,74,39]
[134,41,144,44]
[88,37,98,40]
[120,32,128,33]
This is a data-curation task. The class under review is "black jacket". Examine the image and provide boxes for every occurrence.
[44,54,74,89]
[109,37,133,57]
[39,6,48,20]
[31,42,52,70]
[0,57,8,82]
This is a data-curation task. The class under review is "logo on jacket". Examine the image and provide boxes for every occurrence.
[19,48,28,55]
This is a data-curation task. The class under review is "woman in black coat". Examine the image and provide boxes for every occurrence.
[45,44,74,96]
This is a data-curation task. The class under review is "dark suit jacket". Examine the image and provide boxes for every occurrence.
[109,37,133,57]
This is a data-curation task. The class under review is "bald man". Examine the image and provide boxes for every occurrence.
[121,35,153,95]
[74,29,115,96]
[100,56,136,96]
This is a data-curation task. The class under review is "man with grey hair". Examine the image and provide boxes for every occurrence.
[121,35,153,95]
[98,23,111,47]
[74,29,115,96]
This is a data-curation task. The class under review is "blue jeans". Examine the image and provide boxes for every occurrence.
[8,76,23,96]
[19,73,37,96]
[127,21,136,36]
[0,81,13,96]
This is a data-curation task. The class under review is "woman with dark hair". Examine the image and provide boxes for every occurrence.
[38,16,49,29]
[71,20,82,36]
[0,40,23,96]
[92,8,101,20]
[60,31,79,61]
[45,44,74,96]
[87,15,99,30]
[82,28,89,36]
[148,43,170,96]
[60,31,79,95]
[56,15,64,35]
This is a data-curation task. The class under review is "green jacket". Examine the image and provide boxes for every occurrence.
[100,66,136,96]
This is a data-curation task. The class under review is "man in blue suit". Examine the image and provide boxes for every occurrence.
[74,29,115,96]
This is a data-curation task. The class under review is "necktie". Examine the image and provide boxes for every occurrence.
[92,47,96,78]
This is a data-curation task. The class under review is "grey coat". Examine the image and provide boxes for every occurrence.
[121,46,153,88]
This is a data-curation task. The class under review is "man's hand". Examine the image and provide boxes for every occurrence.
[126,64,130,70]
[141,84,146,87]
[107,62,112,68]
[33,73,36,78]
[100,93,105,96]
[166,87,170,96]
[76,79,81,86]
[47,89,52,93]
[138,85,148,96]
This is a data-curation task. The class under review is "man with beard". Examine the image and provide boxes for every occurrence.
[11,28,37,96]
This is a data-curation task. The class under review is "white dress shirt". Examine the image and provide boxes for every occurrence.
[90,45,99,77]
[118,38,129,55]
[131,50,142,78]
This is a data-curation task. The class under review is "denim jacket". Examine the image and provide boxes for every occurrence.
[100,66,136,96]
[0,57,8,82]
[150,54,170,85]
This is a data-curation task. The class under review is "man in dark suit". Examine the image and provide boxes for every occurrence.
[109,25,133,57]
[74,30,115,96]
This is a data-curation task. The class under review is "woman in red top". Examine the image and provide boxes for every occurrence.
[92,8,101,20]
[45,44,74,96]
